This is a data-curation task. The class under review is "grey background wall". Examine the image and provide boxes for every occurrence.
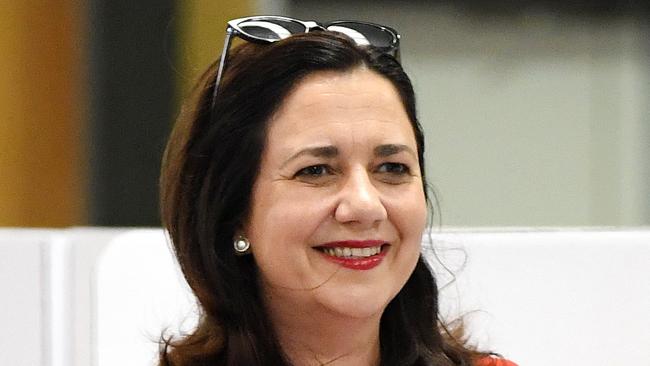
[263,0,650,227]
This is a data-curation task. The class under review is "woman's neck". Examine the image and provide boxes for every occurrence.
[266,294,382,366]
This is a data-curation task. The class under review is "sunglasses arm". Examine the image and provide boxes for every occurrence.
[211,29,235,108]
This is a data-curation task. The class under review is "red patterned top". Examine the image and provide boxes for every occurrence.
[476,357,518,366]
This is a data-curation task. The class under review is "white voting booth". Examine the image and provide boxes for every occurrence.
[1,228,649,366]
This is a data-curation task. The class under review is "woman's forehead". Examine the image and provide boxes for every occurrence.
[265,68,417,159]
[273,68,403,117]
[266,68,413,145]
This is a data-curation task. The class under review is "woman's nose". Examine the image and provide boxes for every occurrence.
[334,168,388,227]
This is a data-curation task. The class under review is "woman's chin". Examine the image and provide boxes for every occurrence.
[313,287,392,320]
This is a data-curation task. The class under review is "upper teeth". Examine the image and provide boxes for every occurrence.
[323,246,381,258]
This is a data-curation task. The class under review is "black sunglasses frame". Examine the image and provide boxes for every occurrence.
[210,16,401,107]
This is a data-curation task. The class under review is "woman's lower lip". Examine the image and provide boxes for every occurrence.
[318,248,387,270]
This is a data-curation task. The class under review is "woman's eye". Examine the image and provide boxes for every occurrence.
[377,162,410,175]
[376,162,413,184]
[294,164,332,178]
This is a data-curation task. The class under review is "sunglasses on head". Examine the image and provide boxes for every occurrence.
[211,16,401,105]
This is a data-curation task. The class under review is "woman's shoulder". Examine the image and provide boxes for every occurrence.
[475,356,518,366]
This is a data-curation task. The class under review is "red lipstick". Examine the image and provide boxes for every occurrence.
[317,240,388,270]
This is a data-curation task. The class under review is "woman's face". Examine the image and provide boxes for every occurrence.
[246,68,427,320]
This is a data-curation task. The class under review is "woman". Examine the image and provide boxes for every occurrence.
[159,16,515,366]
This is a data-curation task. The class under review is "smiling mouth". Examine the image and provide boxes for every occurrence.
[318,245,384,258]
[315,242,389,270]
[315,240,389,257]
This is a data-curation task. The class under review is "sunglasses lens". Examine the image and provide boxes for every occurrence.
[238,18,307,41]
[327,22,395,49]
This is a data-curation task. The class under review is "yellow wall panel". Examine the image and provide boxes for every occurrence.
[176,0,253,97]
[0,1,85,226]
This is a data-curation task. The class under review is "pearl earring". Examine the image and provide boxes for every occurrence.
[233,236,251,255]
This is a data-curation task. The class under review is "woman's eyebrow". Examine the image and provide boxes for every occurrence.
[374,144,416,159]
[280,145,339,169]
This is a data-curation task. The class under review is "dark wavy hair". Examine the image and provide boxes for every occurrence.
[159,31,489,366]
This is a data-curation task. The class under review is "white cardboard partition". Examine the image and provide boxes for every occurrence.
[0,230,52,366]
[428,230,650,365]
[95,230,196,366]
[1,228,649,366]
